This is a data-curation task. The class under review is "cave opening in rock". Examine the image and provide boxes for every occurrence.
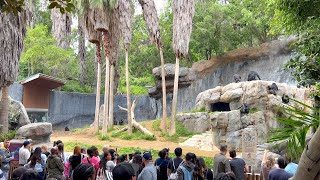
[211,102,231,112]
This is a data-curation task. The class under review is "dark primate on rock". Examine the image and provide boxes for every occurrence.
[65,126,70,131]
[240,103,249,114]
[267,83,279,95]
[233,74,241,83]
[247,71,261,81]
[282,95,290,104]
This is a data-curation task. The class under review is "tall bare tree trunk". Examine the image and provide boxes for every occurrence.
[94,43,102,133]
[125,49,132,134]
[169,57,180,135]
[0,86,9,133]
[159,47,167,131]
[102,31,110,136]
[78,17,86,86]
[109,64,115,127]
[51,9,72,49]
[292,127,320,180]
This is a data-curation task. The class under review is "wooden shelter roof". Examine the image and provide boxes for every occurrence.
[20,73,65,89]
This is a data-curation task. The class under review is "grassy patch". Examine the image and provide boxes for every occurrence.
[190,107,207,113]
[64,142,214,167]
[71,125,91,133]
[0,130,16,142]
[249,107,259,114]
[152,119,195,143]
[111,129,156,141]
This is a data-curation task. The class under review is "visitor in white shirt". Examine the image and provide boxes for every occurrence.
[19,140,32,166]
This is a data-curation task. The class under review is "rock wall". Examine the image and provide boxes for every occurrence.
[178,80,313,150]
[9,83,23,102]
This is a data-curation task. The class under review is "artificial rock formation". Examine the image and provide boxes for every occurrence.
[149,63,196,98]
[8,97,31,130]
[16,123,52,144]
[178,80,312,150]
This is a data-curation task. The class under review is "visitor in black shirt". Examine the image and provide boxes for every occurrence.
[229,150,248,180]
[167,147,183,177]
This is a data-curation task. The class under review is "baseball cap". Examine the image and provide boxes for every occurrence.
[112,162,135,180]
[142,152,152,160]
[23,141,31,147]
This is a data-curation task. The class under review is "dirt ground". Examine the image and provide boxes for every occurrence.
[51,125,219,158]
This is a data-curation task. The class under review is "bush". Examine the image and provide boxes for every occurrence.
[0,131,17,142]
[111,129,156,141]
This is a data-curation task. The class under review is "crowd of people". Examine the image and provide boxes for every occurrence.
[0,139,298,180]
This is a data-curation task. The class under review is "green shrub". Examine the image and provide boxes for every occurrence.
[0,131,17,142]
[190,107,207,113]
[111,129,156,141]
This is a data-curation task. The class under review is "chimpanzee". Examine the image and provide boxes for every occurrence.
[267,83,279,95]
[233,74,241,83]
[240,103,250,114]
[65,126,70,131]
[247,71,261,81]
[282,95,290,104]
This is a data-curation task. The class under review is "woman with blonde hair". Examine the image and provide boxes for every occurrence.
[67,146,83,178]
[261,150,278,180]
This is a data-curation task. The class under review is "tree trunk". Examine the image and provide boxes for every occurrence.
[51,9,71,49]
[0,86,9,133]
[169,57,180,135]
[109,64,115,128]
[125,49,132,134]
[102,32,110,136]
[78,17,86,87]
[159,47,167,132]
[94,43,102,133]
[291,127,320,180]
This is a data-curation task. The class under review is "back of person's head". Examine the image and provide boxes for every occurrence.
[132,154,142,165]
[220,145,228,152]
[109,149,116,160]
[90,146,99,156]
[87,148,94,158]
[51,147,58,155]
[129,153,133,160]
[277,156,287,169]
[112,162,135,180]
[198,157,206,169]
[74,146,81,156]
[73,164,95,180]
[266,155,275,169]
[229,150,236,158]
[117,156,124,163]
[41,145,48,152]
[174,147,182,157]
[12,167,27,180]
[185,152,196,164]
[81,147,86,153]
[57,143,64,151]
[20,169,40,180]
[122,154,128,161]
[158,149,166,159]
[134,151,141,155]
[53,140,62,147]
[33,147,42,158]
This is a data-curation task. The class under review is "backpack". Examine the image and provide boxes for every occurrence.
[168,159,183,180]
[96,168,107,180]
[180,166,194,180]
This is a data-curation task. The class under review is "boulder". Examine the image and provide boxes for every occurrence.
[210,112,228,128]
[196,86,222,110]
[16,123,52,144]
[177,112,210,133]
[220,88,243,103]
[152,63,189,79]
[8,97,31,130]
[227,110,241,132]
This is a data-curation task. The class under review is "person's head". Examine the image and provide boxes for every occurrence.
[174,147,182,157]
[74,146,81,156]
[134,151,141,155]
[102,145,109,154]
[229,150,236,158]
[112,162,136,180]
[51,147,58,155]
[12,167,27,180]
[81,147,86,154]
[87,148,94,158]
[122,154,128,161]
[29,155,39,168]
[90,146,99,157]
[266,155,275,169]
[53,140,62,147]
[142,152,152,164]
[57,143,64,152]
[185,152,196,164]
[4,140,10,148]
[158,149,166,159]
[129,154,133,161]
[277,156,287,169]
[108,149,116,161]
[23,140,31,149]
[33,147,42,157]
[163,148,169,158]
[132,154,142,165]
[117,156,124,164]
[198,157,206,169]
[41,145,48,153]
[220,145,228,155]
[73,164,95,180]
[20,169,40,180]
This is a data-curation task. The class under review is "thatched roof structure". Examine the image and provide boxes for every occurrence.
[173,0,195,58]
[138,0,162,48]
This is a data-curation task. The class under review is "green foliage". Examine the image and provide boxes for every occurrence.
[62,80,94,93]
[0,131,16,142]
[249,107,258,114]
[118,72,155,94]
[190,107,207,113]
[269,98,320,161]
[98,134,111,141]
[111,129,156,141]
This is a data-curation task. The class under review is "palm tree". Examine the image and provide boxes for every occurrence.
[138,0,168,132]
[170,0,195,135]
[78,16,86,86]
[0,7,29,133]
[269,98,320,179]
[51,8,72,49]
[119,0,133,134]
